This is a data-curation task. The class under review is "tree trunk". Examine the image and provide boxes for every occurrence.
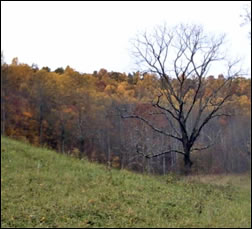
[39,117,43,145]
[80,138,85,158]
[1,95,5,135]
[38,104,43,145]
[1,64,5,135]
[118,116,124,170]
[107,133,111,168]
[62,139,65,154]
[184,153,193,175]
[60,125,65,153]
[162,155,166,175]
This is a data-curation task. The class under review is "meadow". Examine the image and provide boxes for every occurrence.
[1,136,251,228]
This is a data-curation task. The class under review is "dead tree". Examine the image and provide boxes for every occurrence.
[122,24,242,174]
[240,3,251,39]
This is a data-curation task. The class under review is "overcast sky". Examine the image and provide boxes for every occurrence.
[1,1,251,76]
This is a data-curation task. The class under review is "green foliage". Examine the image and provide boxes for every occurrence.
[1,136,251,228]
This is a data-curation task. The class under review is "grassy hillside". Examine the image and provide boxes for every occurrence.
[1,136,251,228]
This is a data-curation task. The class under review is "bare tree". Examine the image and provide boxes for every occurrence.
[240,3,251,39]
[122,24,242,174]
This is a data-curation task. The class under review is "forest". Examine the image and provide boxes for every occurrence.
[1,3,251,228]
[1,53,251,175]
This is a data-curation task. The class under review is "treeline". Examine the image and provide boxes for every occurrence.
[1,58,251,174]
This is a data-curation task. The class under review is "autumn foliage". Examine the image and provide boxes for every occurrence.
[1,58,251,174]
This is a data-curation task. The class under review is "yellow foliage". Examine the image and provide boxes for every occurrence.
[239,95,250,106]
[22,111,32,118]
[105,84,116,95]
[117,83,126,95]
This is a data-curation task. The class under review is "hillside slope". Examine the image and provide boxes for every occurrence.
[1,137,251,228]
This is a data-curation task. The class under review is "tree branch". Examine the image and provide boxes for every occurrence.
[136,144,185,158]
[121,113,182,142]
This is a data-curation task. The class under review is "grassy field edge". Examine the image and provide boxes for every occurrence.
[1,136,251,228]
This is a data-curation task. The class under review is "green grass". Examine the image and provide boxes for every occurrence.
[1,136,251,228]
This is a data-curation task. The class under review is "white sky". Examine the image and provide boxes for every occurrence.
[1,1,251,76]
